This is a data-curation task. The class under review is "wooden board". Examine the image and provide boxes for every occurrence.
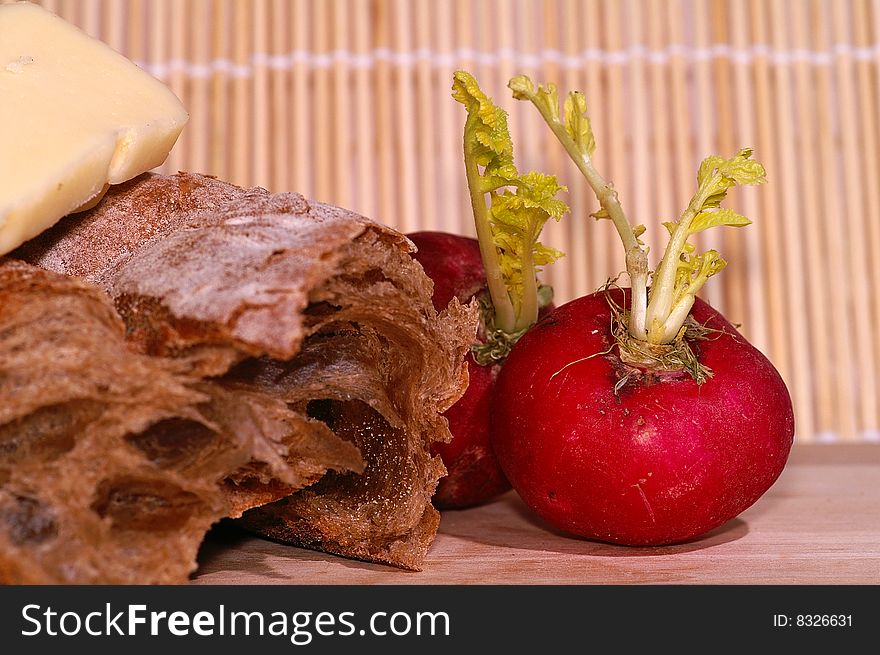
[192,445,880,584]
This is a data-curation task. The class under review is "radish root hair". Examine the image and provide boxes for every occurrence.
[601,282,724,385]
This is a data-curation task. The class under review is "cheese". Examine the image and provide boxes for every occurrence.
[0,2,188,255]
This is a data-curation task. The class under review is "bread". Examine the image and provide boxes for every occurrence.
[0,260,362,583]
[17,173,477,570]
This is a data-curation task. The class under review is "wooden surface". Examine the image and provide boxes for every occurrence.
[193,445,880,584]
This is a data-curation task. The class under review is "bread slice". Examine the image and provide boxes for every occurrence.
[0,260,362,583]
[17,173,477,570]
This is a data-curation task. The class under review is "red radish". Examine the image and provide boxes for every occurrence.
[487,74,795,544]
[411,72,569,508]
[492,288,794,544]
[407,232,486,313]
[409,231,557,508]
[408,232,509,508]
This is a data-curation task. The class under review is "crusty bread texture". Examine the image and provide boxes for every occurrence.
[0,260,362,583]
[17,173,477,571]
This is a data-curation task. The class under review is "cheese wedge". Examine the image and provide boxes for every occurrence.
[0,2,188,255]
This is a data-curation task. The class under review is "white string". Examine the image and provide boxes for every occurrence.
[137,42,880,79]
[864,430,880,444]
[813,430,880,444]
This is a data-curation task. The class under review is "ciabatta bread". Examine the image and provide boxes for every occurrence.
[0,261,361,583]
[18,173,476,570]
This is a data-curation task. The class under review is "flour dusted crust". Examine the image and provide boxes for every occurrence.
[0,261,362,583]
[18,173,477,570]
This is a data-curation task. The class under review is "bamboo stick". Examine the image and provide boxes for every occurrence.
[562,0,589,301]
[789,0,834,441]
[187,0,211,176]
[830,0,878,439]
[475,0,495,104]
[503,0,525,183]
[666,0,696,251]
[495,0,517,155]
[127,0,146,99]
[711,0,748,327]
[748,0,792,403]
[210,1,231,182]
[310,0,332,203]
[115,0,137,111]
[434,0,458,232]
[693,0,724,310]
[769,0,815,441]
[148,0,169,171]
[324,0,348,208]
[392,0,417,232]
[230,0,251,188]
[414,0,438,231]
[600,0,629,281]
[330,0,353,209]
[453,0,477,235]
[83,0,100,44]
[625,0,652,263]
[727,0,770,356]
[40,0,60,15]
[290,0,311,198]
[251,0,270,189]
[167,0,187,174]
[583,0,609,291]
[811,0,857,440]
[535,0,570,305]
[353,0,376,220]
[515,0,542,203]
[374,0,397,227]
[853,0,880,436]
[269,0,290,192]
[60,0,83,33]
[102,0,126,57]
[647,0,674,257]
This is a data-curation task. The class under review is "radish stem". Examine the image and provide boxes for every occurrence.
[462,114,517,333]
[508,76,649,340]
[453,71,568,340]
[510,75,765,347]
[519,237,539,329]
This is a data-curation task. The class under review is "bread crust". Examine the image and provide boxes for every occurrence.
[16,173,477,571]
[0,261,361,583]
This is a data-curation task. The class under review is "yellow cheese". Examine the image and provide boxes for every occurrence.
[0,2,188,255]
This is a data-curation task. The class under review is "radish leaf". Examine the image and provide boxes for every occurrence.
[453,71,569,333]
[491,172,567,321]
[688,208,752,235]
[564,91,596,158]
[646,149,766,342]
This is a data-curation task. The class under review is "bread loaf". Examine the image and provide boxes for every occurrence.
[17,173,477,570]
[0,260,362,583]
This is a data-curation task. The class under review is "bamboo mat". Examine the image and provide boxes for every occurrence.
[10,0,880,445]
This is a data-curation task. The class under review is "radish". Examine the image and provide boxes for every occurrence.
[408,231,507,508]
[409,232,555,508]
[410,72,569,508]
[490,75,795,544]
